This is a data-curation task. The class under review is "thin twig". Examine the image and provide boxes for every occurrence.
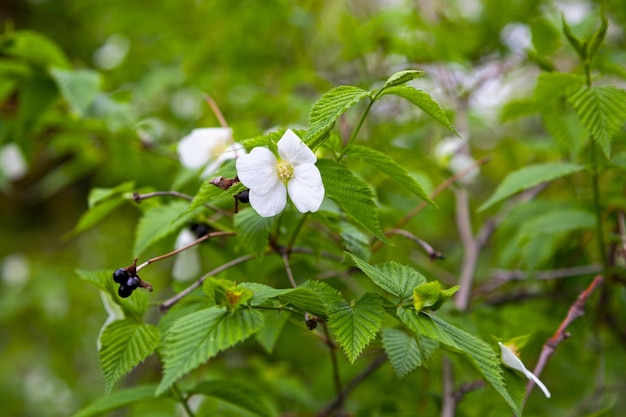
[322,321,343,401]
[132,191,232,217]
[441,358,456,417]
[523,276,604,407]
[136,231,236,272]
[171,383,196,417]
[281,252,298,288]
[159,254,255,312]
[204,94,229,128]
[386,229,444,260]
[316,353,387,417]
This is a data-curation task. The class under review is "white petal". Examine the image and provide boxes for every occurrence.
[287,164,324,213]
[177,128,232,169]
[172,246,201,282]
[499,342,527,373]
[236,147,279,196]
[524,368,551,398]
[200,142,247,178]
[499,342,551,398]
[277,129,316,166]
[249,182,287,217]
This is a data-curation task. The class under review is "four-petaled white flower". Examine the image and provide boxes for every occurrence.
[236,129,324,217]
[177,127,246,178]
[498,342,551,398]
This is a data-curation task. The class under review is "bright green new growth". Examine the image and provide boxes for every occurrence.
[412,281,459,312]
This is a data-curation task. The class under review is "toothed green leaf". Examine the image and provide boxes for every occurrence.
[234,208,273,257]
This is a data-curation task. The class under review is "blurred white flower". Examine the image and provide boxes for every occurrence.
[498,342,551,398]
[172,228,201,282]
[434,137,479,183]
[0,143,28,180]
[236,129,324,217]
[177,127,246,178]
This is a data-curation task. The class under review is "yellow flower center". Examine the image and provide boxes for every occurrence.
[210,142,228,158]
[276,160,293,182]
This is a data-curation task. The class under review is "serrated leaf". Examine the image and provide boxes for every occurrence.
[568,85,626,158]
[379,85,457,135]
[328,292,385,363]
[380,69,425,91]
[3,30,70,68]
[71,385,159,417]
[535,73,586,151]
[234,208,273,257]
[303,86,371,149]
[157,306,264,395]
[398,308,523,415]
[346,253,426,301]
[76,269,148,320]
[191,379,277,417]
[133,201,196,256]
[186,180,245,215]
[413,281,441,311]
[99,320,160,393]
[239,282,296,306]
[49,67,102,117]
[300,279,345,306]
[348,145,434,205]
[255,311,289,353]
[280,287,329,319]
[479,162,585,211]
[382,327,422,377]
[317,158,389,243]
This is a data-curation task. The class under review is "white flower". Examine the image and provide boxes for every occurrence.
[235,129,324,217]
[172,228,201,282]
[177,127,246,178]
[498,342,551,398]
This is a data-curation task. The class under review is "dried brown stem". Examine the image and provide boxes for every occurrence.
[523,275,604,406]
[204,94,229,128]
[386,228,444,260]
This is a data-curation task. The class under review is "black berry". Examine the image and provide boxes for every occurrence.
[113,268,129,284]
[126,276,139,290]
[118,285,133,298]
[236,189,250,204]
[190,223,211,238]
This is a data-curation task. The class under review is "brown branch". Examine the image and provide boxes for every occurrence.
[159,254,255,312]
[386,229,444,260]
[316,353,387,417]
[523,275,604,406]
[203,94,229,128]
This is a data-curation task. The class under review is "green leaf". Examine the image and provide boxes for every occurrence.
[50,67,102,117]
[240,282,296,306]
[280,287,329,319]
[303,86,371,149]
[133,201,197,257]
[328,292,385,363]
[157,306,264,395]
[317,158,389,243]
[346,253,426,301]
[535,73,586,151]
[2,30,70,68]
[568,85,626,158]
[71,385,159,417]
[398,308,523,415]
[69,182,134,237]
[379,85,457,135]
[382,327,423,377]
[562,15,586,60]
[412,281,441,311]
[234,208,273,257]
[255,311,289,353]
[479,162,585,211]
[587,14,608,60]
[186,180,245,214]
[191,379,277,417]
[379,69,425,91]
[76,269,148,320]
[348,145,434,205]
[99,320,160,393]
[524,207,595,236]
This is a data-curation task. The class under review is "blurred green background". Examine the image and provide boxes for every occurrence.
[1,0,625,416]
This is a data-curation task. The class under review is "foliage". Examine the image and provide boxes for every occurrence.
[2,2,626,417]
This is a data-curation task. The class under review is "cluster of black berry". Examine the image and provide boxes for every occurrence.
[113,268,140,298]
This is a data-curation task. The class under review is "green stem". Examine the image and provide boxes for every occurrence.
[287,212,310,250]
[171,383,195,417]
[338,98,375,159]
[584,61,609,275]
